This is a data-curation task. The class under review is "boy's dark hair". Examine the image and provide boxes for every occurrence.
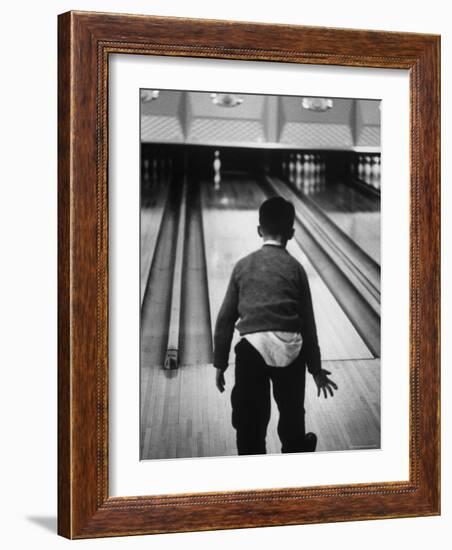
[259,197,295,238]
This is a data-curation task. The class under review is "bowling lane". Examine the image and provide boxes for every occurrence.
[285,240,372,360]
[179,180,213,366]
[141,183,180,368]
[303,178,380,265]
[201,177,267,362]
[200,175,372,366]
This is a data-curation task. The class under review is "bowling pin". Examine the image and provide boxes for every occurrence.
[364,155,372,181]
[282,154,287,179]
[143,158,150,188]
[371,156,381,190]
[304,172,310,195]
[372,155,381,179]
[213,150,221,190]
[310,154,316,174]
[295,172,302,190]
[289,153,295,183]
[296,153,303,177]
[358,155,364,179]
[305,154,311,175]
[305,154,311,174]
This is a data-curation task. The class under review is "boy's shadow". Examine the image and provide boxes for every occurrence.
[26,516,57,533]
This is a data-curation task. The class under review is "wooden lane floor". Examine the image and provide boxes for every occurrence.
[200,177,267,363]
[202,173,267,209]
[179,179,213,366]
[140,358,380,459]
[200,176,372,362]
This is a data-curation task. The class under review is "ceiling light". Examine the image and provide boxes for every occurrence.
[141,90,160,102]
[210,93,244,107]
[301,97,333,112]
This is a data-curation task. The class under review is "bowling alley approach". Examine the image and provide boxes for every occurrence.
[140,90,381,460]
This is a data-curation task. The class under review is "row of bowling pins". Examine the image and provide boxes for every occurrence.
[352,154,381,190]
[213,150,221,189]
[282,153,326,184]
[142,153,173,192]
[293,171,326,196]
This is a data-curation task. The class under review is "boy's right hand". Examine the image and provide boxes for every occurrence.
[215,368,226,393]
[313,369,338,398]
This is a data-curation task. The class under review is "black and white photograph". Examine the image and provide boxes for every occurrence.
[139,89,381,460]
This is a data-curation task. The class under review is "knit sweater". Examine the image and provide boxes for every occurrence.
[213,244,321,374]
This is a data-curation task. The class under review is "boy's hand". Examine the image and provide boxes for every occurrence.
[215,368,226,393]
[313,369,338,398]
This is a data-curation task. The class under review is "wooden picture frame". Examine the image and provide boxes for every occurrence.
[58,11,440,539]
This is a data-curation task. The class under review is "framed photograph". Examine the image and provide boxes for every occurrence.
[58,11,440,539]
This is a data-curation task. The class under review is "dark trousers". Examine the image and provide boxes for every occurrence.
[231,338,306,455]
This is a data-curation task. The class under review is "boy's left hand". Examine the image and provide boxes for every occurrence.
[313,369,338,398]
[215,368,226,393]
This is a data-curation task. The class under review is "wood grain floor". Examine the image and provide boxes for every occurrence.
[140,358,380,459]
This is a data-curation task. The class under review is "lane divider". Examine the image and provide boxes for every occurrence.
[164,177,187,370]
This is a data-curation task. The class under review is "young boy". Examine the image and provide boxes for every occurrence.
[213,197,337,455]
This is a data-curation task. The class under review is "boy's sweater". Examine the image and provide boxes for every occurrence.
[213,244,321,374]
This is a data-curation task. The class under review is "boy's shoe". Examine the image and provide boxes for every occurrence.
[304,432,317,452]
